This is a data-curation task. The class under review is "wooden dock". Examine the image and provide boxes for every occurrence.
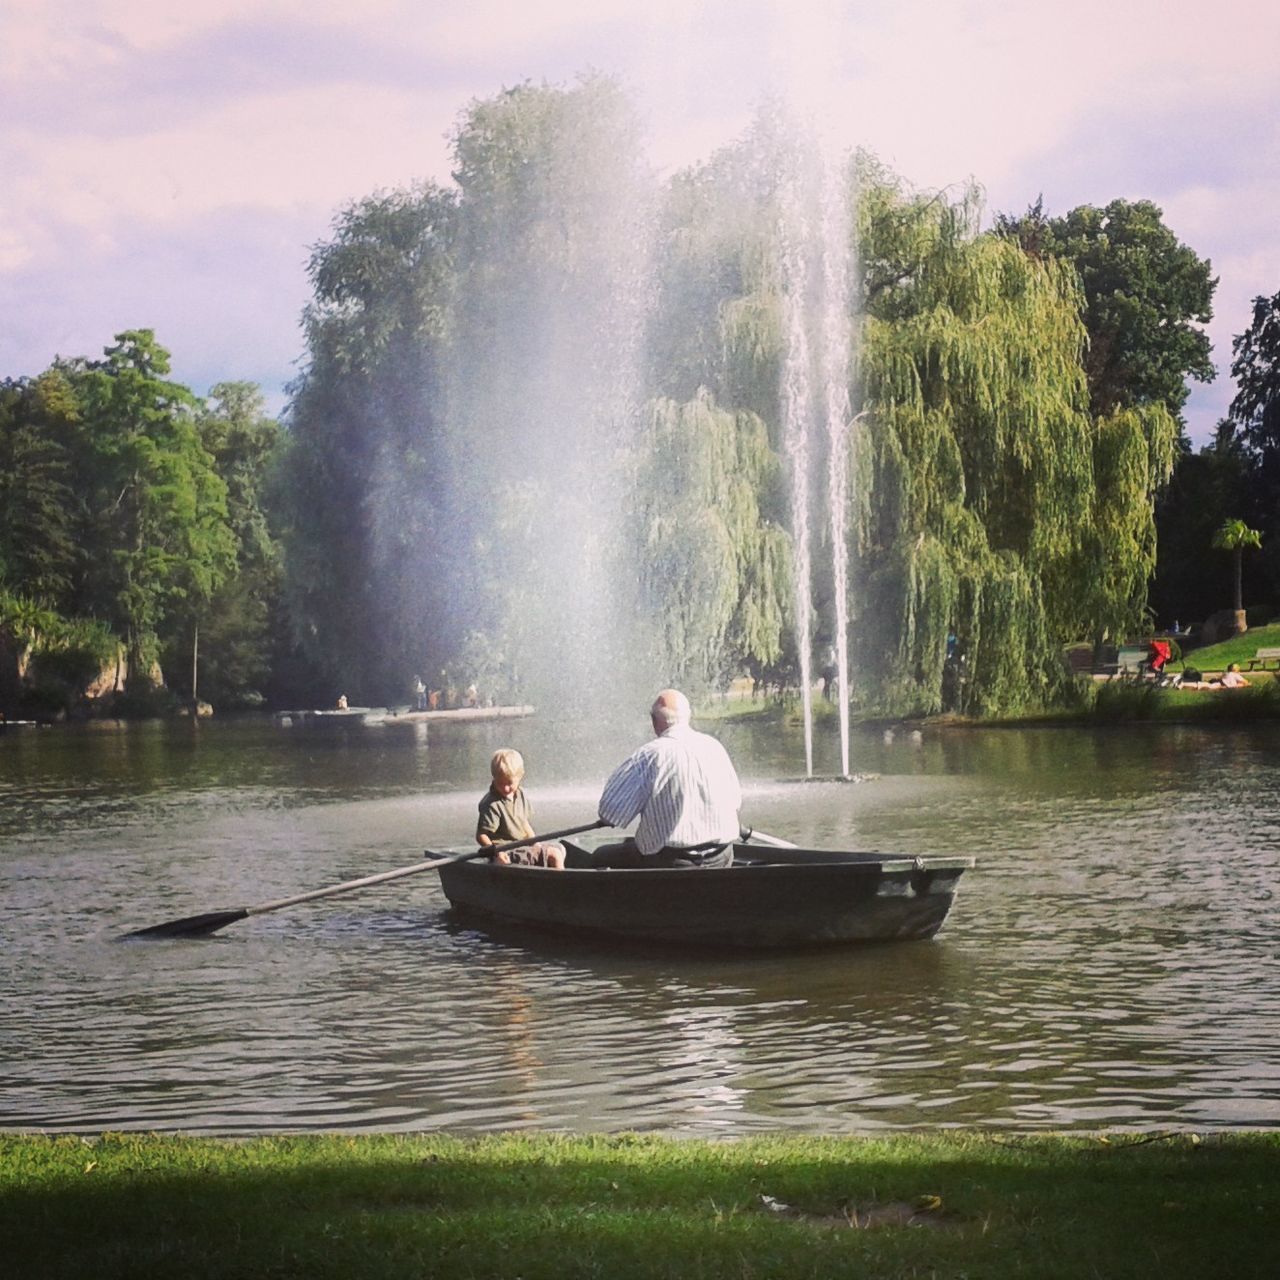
[274,705,535,727]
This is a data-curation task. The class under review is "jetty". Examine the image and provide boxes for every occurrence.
[273,704,535,727]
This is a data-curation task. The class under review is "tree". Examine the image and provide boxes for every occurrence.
[72,330,236,689]
[1229,289,1280,453]
[1211,518,1262,626]
[0,372,79,605]
[856,168,1144,714]
[282,80,1192,718]
[1222,290,1280,603]
[163,382,283,707]
[997,198,1217,428]
[631,392,792,688]
[283,76,654,707]
[283,184,456,701]
[1151,424,1257,628]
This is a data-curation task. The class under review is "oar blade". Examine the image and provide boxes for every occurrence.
[120,908,249,940]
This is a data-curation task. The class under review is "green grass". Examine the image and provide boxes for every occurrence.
[1173,621,1280,674]
[2,1131,1277,1278]
[1090,676,1280,721]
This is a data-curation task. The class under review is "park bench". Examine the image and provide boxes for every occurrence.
[1112,646,1151,679]
[1243,647,1280,672]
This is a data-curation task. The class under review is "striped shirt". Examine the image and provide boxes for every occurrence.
[598,723,742,855]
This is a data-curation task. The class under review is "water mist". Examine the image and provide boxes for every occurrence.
[778,130,856,778]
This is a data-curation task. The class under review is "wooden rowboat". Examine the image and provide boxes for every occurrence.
[429,844,974,949]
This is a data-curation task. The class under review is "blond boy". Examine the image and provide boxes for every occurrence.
[476,749,565,868]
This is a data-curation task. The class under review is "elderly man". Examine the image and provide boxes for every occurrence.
[593,688,742,868]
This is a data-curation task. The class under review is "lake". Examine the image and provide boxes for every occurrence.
[2,711,1279,1135]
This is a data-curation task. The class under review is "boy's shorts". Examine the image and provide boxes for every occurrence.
[500,841,564,866]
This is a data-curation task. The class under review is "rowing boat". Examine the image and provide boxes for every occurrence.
[429,843,973,949]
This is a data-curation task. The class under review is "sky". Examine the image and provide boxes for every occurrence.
[3,0,1278,444]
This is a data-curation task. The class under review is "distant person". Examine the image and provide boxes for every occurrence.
[1147,639,1172,677]
[476,748,565,869]
[1219,663,1250,688]
[413,675,427,711]
[592,689,742,868]
[335,694,348,709]
[465,683,479,708]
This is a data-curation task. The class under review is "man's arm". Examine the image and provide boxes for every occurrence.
[598,749,654,827]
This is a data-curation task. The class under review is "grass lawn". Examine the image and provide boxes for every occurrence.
[1171,621,1280,675]
[2,1131,1276,1279]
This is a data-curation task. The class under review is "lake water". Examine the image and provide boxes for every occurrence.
[3,712,1279,1135]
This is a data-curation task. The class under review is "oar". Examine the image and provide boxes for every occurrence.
[121,819,610,940]
[740,826,798,849]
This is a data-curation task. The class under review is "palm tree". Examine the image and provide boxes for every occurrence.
[1211,519,1262,632]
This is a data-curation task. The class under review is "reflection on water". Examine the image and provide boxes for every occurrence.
[2,715,1279,1134]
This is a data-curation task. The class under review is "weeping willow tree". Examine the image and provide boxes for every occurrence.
[639,130,1179,715]
[630,391,791,688]
[853,164,1179,714]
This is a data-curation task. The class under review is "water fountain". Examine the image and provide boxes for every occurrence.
[778,129,857,780]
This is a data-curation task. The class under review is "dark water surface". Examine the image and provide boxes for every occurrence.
[3,713,1279,1135]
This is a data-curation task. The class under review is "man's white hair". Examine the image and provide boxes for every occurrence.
[651,689,691,730]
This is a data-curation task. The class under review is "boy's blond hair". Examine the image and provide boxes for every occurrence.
[490,748,525,781]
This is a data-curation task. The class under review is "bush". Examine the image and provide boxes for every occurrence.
[108,682,182,719]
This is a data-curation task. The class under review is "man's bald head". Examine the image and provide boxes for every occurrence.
[650,689,691,735]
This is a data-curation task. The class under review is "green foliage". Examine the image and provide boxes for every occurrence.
[1221,291,1280,605]
[0,372,79,603]
[632,393,791,687]
[284,76,655,705]
[0,591,59,667]
[1212,518,1263,553]
[276,82,1204,716]
[162,382,285,707]
[0,589,117,715]
[1152,428,1258,628]
[856,173,1111,713]
[1228,289,1280,454]
[69,330,236,688]
[1212,517,1263,614]
[1092,676,1280,722]
[996,197,1217,425]
[25,617,118,713]
[285,182,458,699]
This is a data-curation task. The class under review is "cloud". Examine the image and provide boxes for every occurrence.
[1,0,1278,449]
[0,204,320,412]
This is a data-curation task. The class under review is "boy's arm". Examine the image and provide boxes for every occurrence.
[476,797,501,847]
[476,821,509,861]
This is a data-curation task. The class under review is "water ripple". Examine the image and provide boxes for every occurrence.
[4,718,1280,1132]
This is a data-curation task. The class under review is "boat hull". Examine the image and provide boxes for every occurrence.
[434,845,973,949]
